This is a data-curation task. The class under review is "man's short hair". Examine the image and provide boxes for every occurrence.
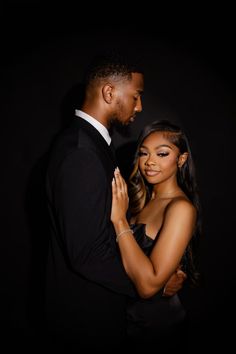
[84,50,144,87]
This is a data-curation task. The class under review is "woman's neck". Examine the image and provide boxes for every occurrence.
[151,183,181,200]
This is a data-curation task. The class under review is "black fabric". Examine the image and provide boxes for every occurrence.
[126,223,187,352]
[109,140,117,162]
[45,117,136,350]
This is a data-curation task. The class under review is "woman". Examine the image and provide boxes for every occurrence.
[111,120,201,351]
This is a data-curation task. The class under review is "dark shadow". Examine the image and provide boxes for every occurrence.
[110,121,133,139]
[25,152,51,348]
[116,141,137,180]
[60,82,85,129]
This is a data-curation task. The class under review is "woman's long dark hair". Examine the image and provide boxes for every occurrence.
[128,119,201,286]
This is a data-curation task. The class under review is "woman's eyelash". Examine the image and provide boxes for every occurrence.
[138,151,169,157]
[158,152,169,157]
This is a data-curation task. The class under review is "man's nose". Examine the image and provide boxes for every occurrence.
[135,97,142,113]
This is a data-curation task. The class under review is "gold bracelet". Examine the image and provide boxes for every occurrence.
[116,228,134,243]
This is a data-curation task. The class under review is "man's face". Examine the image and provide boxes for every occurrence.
[111,73,144,126]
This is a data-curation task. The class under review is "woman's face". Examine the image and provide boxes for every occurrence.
[138,131,181,185]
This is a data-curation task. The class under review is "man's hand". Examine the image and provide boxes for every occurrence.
[162,267,187,297]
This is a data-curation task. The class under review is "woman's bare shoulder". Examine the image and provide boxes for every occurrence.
[166,196,196,216]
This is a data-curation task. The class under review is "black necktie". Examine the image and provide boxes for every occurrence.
[110,141,116,161]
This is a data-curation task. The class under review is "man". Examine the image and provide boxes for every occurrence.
[45,52,186,352]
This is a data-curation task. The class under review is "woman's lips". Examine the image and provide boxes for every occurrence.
[145,170,160,176]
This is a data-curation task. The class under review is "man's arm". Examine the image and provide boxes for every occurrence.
[162,267,187,297]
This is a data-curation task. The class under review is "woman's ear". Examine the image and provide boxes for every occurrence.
[102,83,114,104]
[178,152,188,168]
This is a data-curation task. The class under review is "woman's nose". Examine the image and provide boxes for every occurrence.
[145,156,155,166]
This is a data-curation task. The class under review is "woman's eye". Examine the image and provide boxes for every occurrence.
[157,152,169,157]
[138,151,147,156]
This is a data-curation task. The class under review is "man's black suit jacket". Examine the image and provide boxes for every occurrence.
[45,117,135,348]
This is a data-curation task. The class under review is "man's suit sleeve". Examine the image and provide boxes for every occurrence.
[53,148,135,296]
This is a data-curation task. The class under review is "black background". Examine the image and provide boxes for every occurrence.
[1,3,235,352]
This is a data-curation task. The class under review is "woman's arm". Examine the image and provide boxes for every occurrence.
[111,169,196,298]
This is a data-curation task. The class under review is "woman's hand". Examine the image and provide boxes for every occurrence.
[111,167,129,224]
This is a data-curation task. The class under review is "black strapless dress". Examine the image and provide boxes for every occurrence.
[126,224,187,351]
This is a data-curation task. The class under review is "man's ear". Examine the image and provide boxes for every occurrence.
[178,152,188,168]
[102,83,114,103]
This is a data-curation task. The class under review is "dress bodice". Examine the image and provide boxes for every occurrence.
[130,223,155,256]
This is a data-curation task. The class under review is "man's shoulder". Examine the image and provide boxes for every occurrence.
[48,120,104,170]
[52,119,98,153]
